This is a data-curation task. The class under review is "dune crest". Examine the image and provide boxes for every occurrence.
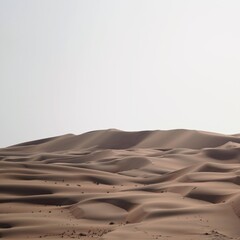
[1,129,240,239]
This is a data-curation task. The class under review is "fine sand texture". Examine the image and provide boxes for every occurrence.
[1,129,240,239]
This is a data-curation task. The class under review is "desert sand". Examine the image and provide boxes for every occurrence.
[1,129,240,239]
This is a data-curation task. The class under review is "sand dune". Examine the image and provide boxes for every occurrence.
[1,129,240,239]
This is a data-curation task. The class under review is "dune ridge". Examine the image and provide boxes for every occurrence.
[1,129,240,239]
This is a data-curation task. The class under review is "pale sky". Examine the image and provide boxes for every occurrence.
[1,0,240,147]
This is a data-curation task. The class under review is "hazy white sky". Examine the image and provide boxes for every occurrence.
[1,0,240,147]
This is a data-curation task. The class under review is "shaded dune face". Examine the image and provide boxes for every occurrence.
[0,129,240,239]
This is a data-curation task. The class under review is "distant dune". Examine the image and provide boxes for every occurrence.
[1,129,240,239]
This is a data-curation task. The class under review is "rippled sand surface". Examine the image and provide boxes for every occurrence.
[1,129,240,239]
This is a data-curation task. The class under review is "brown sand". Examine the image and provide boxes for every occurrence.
[0,129,240,239]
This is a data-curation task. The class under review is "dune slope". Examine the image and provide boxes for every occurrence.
[0,129,240,239]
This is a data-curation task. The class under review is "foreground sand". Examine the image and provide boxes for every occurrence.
[1,129,240,240]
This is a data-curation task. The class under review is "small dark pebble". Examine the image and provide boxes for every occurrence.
[79,233,87,236]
